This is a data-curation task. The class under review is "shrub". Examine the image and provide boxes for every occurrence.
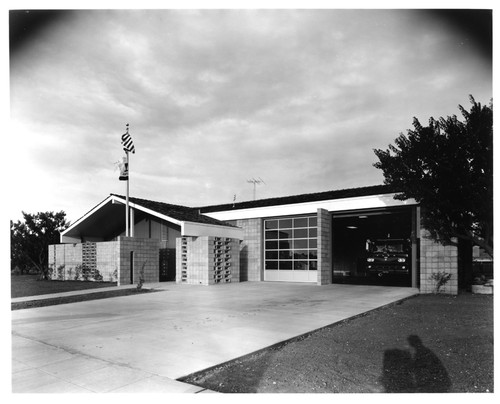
[47,265,55,279]
[93,269,103,282]
[137,261,146,290]
[429,271,452,293]
[81,265,92,281]
[74,265,83,281]
[56,265,66,281]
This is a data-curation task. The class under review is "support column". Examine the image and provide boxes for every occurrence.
[130,207,135,237]
[317,208,332,285]
[419,230,458,295]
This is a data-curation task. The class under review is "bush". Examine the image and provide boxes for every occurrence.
[57,265,65,281]
[429,271,452,293]
[93,269,103,282]
[81,265,92,281]
[74,265,83,281]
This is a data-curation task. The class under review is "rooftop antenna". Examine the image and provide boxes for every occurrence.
[247,177,265,200]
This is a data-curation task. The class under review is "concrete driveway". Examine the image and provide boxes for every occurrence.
[12,282,418,393]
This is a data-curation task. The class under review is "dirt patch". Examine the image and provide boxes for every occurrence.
[11,288,156,310]
[181,294,493,393]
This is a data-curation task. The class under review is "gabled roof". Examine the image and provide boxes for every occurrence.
[199,184,396,213]
[60,194,241,243]
[110,194,235,227]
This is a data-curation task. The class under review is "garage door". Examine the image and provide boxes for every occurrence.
[264,215,318,282]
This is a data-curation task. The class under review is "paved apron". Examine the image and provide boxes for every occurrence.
[12,282,418,393]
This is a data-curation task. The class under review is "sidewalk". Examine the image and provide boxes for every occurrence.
[11,282,163,304]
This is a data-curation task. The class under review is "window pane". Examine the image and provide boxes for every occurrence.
[279,260,293,270]
[279,219,293,229]
[265,220,278,230]
[265,230,279,240]
[293,249,309,259]
[266,240,278,249]
[279,250,292,260]
[293,239,308,249]
[264,215,318,274]
[266,260,279,270]
[294,261,308,270]
[265,251,279,259]
[293,228,308,238]
[279,240,292,249]
[294,218,308,228]
[278,229,292,239]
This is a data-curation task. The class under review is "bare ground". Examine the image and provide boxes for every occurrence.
[182,293,493,393]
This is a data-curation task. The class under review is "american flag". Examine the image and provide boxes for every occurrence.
[121,124,135,154]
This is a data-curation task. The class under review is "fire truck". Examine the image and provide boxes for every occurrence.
[366,238,411,277]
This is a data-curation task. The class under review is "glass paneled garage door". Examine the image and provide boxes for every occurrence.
[264,215,317,282]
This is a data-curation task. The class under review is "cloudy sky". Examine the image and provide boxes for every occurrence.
[7,6,492,223]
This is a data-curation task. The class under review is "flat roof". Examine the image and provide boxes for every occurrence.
[199,184,396,213]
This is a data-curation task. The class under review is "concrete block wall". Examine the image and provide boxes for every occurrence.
[49,242,119,282]
[96,241,119,282]
[419,230,458,295]
[176,236,209,285]
[233,218,262,281]
[317,209,332,285]
[49,243,84,280]
[176,236,240,285]
[118,237,162,286]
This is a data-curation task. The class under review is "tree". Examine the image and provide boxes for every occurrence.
[373,96,493,258]
[10,211,70,279]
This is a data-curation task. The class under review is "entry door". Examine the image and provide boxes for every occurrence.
[130,251,134,284]
[159,248,176,281]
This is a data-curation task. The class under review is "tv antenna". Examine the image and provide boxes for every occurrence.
[247,177,265,200]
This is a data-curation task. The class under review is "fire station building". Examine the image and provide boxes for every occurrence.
[51,185,459,294]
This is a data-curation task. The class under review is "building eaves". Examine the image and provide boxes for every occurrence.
[111,194,237,227]
[198,184,396,213]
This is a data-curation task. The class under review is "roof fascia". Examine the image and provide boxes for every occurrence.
[181,221,244,240]
[203,193,418,221]
[110,195,184,227]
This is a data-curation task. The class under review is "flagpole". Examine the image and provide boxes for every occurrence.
[125,149,130,237]
[121,123,134,237]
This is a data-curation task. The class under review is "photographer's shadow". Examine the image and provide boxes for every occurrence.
[381,335,451,393]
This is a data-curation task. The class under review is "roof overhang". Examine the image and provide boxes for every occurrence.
[203,193,418,221]
[182,221,243,239]
[61,194,243,243]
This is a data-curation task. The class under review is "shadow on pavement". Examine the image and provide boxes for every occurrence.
[381,334,451,393]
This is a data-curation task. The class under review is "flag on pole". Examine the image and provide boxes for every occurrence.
[121,124,135,154]
[118,156,128,181]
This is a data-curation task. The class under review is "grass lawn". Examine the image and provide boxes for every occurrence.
[11,274,117,298]
[182,293,494,393]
